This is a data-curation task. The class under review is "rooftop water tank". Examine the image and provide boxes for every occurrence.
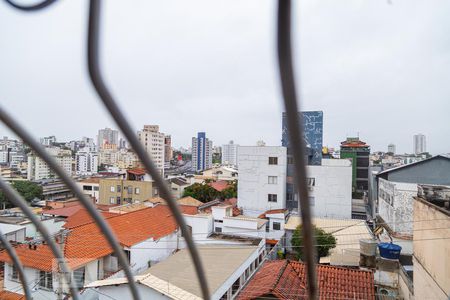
[378,242,402,260]
[360,239,378,256]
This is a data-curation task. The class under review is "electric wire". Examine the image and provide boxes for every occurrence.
[86,1,209,299]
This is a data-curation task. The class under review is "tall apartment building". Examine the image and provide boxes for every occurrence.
[191,132,213,172]
[388,143,396,154]
[340,137,370,192]
[237,146,287,216]
[97,128,119,149]
[413,134,426,155]
[164,135,173,167]
[27,147,72,180]
[282,111,323,210]
[222,140,238,167]
[137,125,165,175]
[75,148,99,175]
[40,136,56,146]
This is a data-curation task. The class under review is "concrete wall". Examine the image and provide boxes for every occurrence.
[378,179,417,235]
[413,198,450,299]
[184,214,213,241]
[237,146,287,214]
[306,160,352,219]
[385,156,450,185]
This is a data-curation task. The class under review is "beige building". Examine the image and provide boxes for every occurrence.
[413,186,450,300]
[98,178,155,205]
[27,147,72,180]
[138,125,165,175]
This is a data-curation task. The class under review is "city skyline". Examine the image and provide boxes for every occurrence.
[1,1,449,154]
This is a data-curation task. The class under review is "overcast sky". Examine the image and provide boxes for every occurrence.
[1,0,449,154]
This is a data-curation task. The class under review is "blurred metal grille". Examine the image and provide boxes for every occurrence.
[0,0,317,299]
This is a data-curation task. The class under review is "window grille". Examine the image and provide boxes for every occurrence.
[0,0,317,299]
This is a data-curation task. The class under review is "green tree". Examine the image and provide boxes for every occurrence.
[291,225,336,261]
[182,183,219,203]
[0,181,43,208]
[219,180,237,199]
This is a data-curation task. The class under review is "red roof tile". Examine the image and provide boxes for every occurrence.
[63,209,117,229]
[127,168,146,176]
[0,206,186,271]
[258,209,288,219]
[42,205,84,217]
[0,290,26,300]
[238,260,375,300]
[208,180,230,192]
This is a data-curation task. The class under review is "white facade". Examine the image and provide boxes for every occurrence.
[27,147,72,180]
[138,125,165,175]
[97,128,119,149]
[378,178,417,235]
[222,140,239,166]
[305,159,353,219]
[388,143,396,154]
[237,146,287,215]
[413,134,426,155]
[75,148,98,175]
[40,136,56,146]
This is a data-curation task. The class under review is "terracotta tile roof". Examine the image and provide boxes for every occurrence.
[258,209,288,219]
[222,197,237,206]
[0,206,188,271]
[63,209,117,229]
[127,168,146,176]
[177,196,203,207]
[207,180,230,192]
[0,290,26,300]
[42,205,84,217]
[79,178,100,184]
[238,260,375,300]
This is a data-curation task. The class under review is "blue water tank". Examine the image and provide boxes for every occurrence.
[378,243,402,260]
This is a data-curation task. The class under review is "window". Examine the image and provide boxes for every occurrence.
[273,222,281,230]
[39,271,53,290]
[73,267,85,289]
[83,185,92,191]
[265,222,270,232]
[127,186,133,194]
[116,196,121,204]
[110,186,115,192]
[135,187,140,194]
[215,227,222,233]
[93,186,99,191]
[117,185,121,192]
[10,264,18,280]
[307,177,315,186]
[268,176,278,184]
[268,194,277,202]
[268,157,278,165]
[287,156,294,164]
[286,192,293,201]
[110,197,115,204]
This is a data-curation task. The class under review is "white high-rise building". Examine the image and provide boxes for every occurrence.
[137,125,165,175]
[192,132,213,172]
[40,136,56,146]
[97,128,119,149]
[27,147,72,180]
[222,140,239,167]
[388,143,396,154]
[76,148,99,175]
[237,146,287,216]
[414,134,426,155]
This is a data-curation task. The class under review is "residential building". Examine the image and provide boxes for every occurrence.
[376,155,450,238]
[77,178,100,202]
[164,135,172,167]
[40,135,56,146]
[222,140,239,166]
[285,216,373,266]
[282,111,323,211]
[413,133,426,155]
[137,125,165,175]
[413,185,450,300]
[169,177,191,199]
[388,143,396,154]
[75,147,98,175]
[0,205,195,299]
[97,127,119,149]
[27,147,72,180]
[87,239,265,300]
[237,146,287,216]
[98,178,154,205]
[237,260,375,299]
[192,132,213,172]
[195,165,238,182]
[340,137,370,192]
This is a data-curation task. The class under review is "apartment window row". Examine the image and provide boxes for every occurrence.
[110,186,140,194]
